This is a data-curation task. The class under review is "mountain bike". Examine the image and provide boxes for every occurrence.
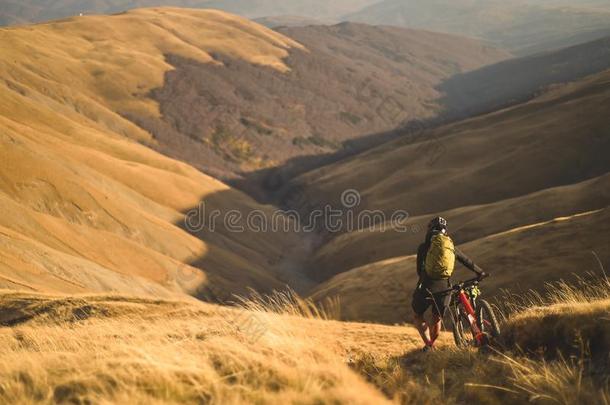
[444,274,501,347]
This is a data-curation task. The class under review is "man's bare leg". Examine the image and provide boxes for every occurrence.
[429,314,442,345]
[414,313,432,346]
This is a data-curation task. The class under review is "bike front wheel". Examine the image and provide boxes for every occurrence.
[476,299,501,339]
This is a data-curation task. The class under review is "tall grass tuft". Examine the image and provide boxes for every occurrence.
[497,254,610,317]
[234,288,341,320]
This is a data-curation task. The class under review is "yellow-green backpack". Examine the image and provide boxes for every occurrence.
[425,234,455,279]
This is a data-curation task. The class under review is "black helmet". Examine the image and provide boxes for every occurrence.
[428,216,448,232]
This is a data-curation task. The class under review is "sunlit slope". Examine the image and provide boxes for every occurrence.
[289,68,610,224]
[310,207,610,324]
[313,173,610,280]
[0,8,303,297]
[1,7,301,123]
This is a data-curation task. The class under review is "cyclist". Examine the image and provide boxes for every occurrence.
[411,216,485,351]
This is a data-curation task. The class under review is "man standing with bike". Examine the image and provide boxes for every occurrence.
[411,217,486,351]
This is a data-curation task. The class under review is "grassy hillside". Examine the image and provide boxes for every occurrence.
[280,41,610,288]
[311,207,610,324]
[1,279,607,404]
[0,8,305,299]
[344,0,610,54]
[1,8,510,189]
[2,8,609,402]
[313,173,610,280]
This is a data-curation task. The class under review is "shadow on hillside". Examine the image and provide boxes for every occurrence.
[170,188,318,304]
[129,34,610,210]
[228,117,443,206]
[230,36,610,206]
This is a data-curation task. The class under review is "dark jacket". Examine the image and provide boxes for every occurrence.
[415,231,483,293]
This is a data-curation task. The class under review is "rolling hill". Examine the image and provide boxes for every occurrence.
[0,5,513,192]
[3,6,608,311]
[344,0,610,55]
[437,35,610,119]
[0,8,307,300]
[239,33,610,201]
[130,21,509,185]
[262,37,610,207]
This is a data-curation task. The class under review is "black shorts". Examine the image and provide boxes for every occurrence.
[412,286,451,317]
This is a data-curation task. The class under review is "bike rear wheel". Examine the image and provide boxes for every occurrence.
[450,307,472,347]
[476,299,501,339]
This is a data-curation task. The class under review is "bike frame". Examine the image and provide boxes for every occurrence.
[457,289,486,346]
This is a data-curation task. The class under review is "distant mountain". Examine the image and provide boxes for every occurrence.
[344,0,610,55]
[0,0,378,26]
[202,0,379,19]
[254,15,331,28]
[438,35,610,119]
[287,56,610,232]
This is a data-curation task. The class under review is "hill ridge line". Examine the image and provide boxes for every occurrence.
[338,207,608,274]
[482,207,607,240]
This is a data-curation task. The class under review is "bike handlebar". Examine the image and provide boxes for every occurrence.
[438,272,490,295]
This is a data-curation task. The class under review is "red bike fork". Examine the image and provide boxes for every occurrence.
[458,290,485,346]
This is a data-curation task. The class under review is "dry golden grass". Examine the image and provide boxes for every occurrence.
[351,344,609,405]
[0,290,424,404]
[1,275,608,404]
[499,271,610,364]
[349,275,610,405]
[236,287,342,320]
